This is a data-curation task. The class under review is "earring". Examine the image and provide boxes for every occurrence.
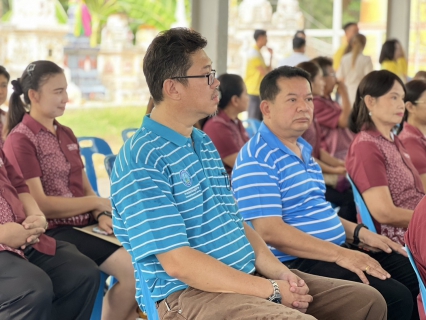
[369,111,372,116]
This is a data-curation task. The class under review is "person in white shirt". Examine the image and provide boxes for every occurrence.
[336,34,374,107]
[278,37,310,67]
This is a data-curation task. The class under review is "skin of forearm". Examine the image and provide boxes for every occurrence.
[319,149,343,167]
[18,193,45,217]
[156,246,273,299]
[316,158,342,174]
[38,195,99,219]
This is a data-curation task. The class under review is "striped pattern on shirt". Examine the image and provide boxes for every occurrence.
[110,115,256,306]
[232,123,346,262]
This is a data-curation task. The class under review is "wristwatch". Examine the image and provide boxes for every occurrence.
[96,211,112,221]
[353,223,368,245]
[267,279,282,304]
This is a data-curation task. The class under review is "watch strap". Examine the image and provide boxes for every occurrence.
[267,279,281,304]
[353,223,368,245]
[96,211,112,222]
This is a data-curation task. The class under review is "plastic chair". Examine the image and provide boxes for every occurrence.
[122,128,138,143]
[136,267,159,320]
[242,119,261,138]
[90,272,108,320]
[347,175,377,233]
[104,154,117,177]
[406,245,426,315]
[77,137,113,195]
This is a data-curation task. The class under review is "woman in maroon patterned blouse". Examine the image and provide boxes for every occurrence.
[3,61,138,320]
[399,80,426,190]
[346,70,425,246]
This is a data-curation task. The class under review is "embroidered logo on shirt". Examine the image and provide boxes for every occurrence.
[179,170,192,187]
[67,143,78,151]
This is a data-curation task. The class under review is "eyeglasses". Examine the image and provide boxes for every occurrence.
[171,70,216,86]
[415,100,426,104]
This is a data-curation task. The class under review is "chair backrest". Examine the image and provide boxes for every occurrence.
[242,119,261,138]
[122,128,138,143]
[78,137,113,195]
[406,245,426,315]
[104,154,117,178]
[136,267,159,320]
[346,175,377,233]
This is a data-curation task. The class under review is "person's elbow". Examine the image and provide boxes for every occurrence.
[156,246,191,280]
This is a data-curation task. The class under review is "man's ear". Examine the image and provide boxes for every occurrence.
[259,100,270,119]
[162,79,181,101]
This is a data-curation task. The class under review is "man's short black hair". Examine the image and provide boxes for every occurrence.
[294,30,306,38]
[254,29,267,41]
[260,66,312,101]
[311,56,333,75]
[293,37,306,50]
[143,28,207,103]
[343,22,357,31]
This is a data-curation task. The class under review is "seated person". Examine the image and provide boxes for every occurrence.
[346,71,424,246]
[406,197,426,320]
[3,60,138,320]
[297,61,357,223]
[111,28,387,320]
[232,66,419,320]
[311,56,354,160]
[399,80,426,190]
[0,147,99,320]
[203,73,250,175]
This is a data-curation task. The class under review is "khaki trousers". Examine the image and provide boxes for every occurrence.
[156,270,387,320]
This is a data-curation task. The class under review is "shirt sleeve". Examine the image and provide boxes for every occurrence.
[346,140,388,193]
[1,149,30,194]
[401,137,426,175]
[232,150,282,220]
[111,159,190,262]
[204,120,244,159]
[3,133,42,180]
[314,98,341,129]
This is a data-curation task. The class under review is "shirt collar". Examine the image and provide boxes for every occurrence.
[257,122,313,162]
[216,109,233,122]
[403,122,426,139]
[142,114,207,147]
[22,113,60,135]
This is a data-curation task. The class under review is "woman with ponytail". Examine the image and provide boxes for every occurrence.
[3,61,138,320]
[346,70,424,246]
[398,80,426,190]
[337,34,374,106]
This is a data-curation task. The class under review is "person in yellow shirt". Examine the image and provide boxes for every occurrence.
[244,29,273,121]
[379,39,408,82]
[333,22,359,71]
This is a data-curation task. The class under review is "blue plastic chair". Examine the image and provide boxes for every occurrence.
[242,119,261,138]
[104,154,117,177]
[406,245,426,315]
[347,175,377,233]
[122,128,138,143]
[136,267,159,320]
[77,137,113,195]
[90,272,108,320]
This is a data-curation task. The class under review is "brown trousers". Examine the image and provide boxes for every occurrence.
[156,270,387,320]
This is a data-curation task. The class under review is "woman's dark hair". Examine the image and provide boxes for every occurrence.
[7,60,63,135]
[296,61,321,83]
[379,39,397,64]
[0,66,10,82]
[217,74,245,110]
[311,56,333,76]
[349,70,406,133]
[401,80,426,123]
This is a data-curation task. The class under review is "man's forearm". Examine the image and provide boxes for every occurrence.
[243,222,292,279]
[156,246,273,299]
[18,193,45,217]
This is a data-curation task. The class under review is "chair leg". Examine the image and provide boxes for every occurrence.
[90,272,109,320]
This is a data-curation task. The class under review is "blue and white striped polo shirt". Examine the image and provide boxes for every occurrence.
[232,122,346,262]
[110,115,256,305]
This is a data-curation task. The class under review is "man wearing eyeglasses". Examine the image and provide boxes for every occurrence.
[110,28,386,320]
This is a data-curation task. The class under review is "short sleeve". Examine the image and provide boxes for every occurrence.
[3,133,42,180]
[232,154,282,220]
[1,149,29,194]
[204,120,243,159]
[346,140,388,193]
[111,160,190,262]
[314,98,341,129]
[401,137,426,175]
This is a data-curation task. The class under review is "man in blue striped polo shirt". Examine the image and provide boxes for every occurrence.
[110,28,387,320]
[232,66,419,319]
